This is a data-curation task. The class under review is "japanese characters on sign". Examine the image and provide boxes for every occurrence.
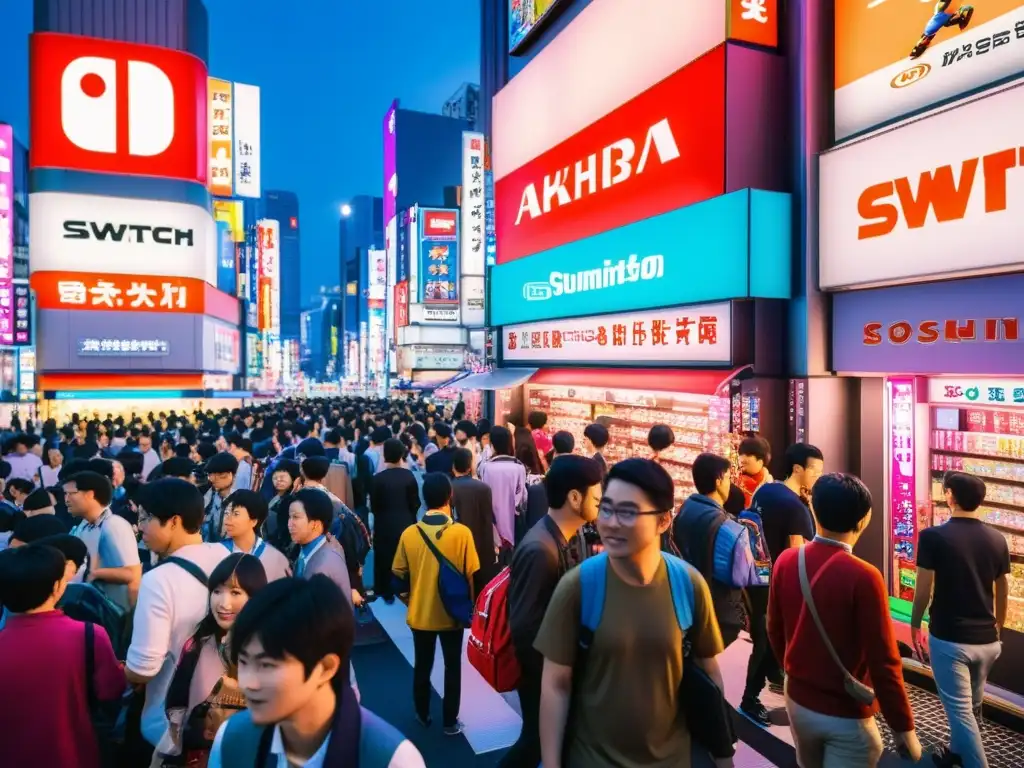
[461,132,486,276]
[418,209,459,305]
[31,271,197,313]
[257,220,280,333]
[502,304,732,365]
[728,0,777,48]
[208,79,233,196]
[11,282,31,345]
[233,83,261,199]
[77,338,170,356]
[0,125,15,345]
[928,378,1024,407]
[888,378,918,599]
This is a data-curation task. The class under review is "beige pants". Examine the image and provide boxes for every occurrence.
[785,694,884,768]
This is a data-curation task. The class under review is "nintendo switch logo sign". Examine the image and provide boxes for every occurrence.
[422,210,458,240]
[30,33,207,183]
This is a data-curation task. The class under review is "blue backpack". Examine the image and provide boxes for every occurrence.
[675,505,766,589]
[737,508,772,584]
[579,552,694,646]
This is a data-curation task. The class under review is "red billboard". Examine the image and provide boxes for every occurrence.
[394,281,409,342]
[421,209,458,240]
[30,33,207,183]
[495,45,727,264]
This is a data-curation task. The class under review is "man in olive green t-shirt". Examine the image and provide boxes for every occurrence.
[535,459,728,768]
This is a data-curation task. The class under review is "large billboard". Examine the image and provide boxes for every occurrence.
[383,101,398,229]
[0,125,13,345]
[490,189,790,327]
[496,47,726,264]
[208,78,233,196]
[30,192,217,285]
[832,274,1024,375]
[461,132,486,276]
[30,271,221,315]
[493,0,728,179]
[257,219,280,333]
[30,33,207,183]
[233,83,261,198]
[835,1,1024,140]
[510,0,567,53]
[418,209,459,305]
[820,82,1024,291]
[502,303,733,366]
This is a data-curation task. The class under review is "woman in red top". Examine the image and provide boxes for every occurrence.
[0,542,126,768]
[768,473,921,767]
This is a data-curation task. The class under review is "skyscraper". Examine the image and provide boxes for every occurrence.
[263,190,301,342]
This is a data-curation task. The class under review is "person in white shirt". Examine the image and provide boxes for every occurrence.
[208,576,425,768]
[38,446,63,488]
[4,435,43,483]
[66,470,141,612]
[138,432,161,481]
[221,489,290,581]
[126,477,230,755]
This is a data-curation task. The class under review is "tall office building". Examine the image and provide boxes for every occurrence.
[263,190,301,342]
[338,195,383,378]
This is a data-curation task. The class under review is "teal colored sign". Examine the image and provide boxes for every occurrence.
[490,189,791,327]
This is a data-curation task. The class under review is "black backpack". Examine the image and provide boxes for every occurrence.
[60,583,132,660]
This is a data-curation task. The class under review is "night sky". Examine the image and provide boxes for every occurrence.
[0,0,481,302]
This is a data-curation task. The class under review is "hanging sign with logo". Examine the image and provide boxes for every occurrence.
[502,303,732,365]
[727,0,778,48]
[31,271,202,313]
[29,33,208,183]
[233,82,261,198]
[394,281,409,341]
[821,81,1024,290]
[208,78,233,196]
[461,132,486,276]
[0,125,14,346]
[494,47,726,264]
[418,209,459,305]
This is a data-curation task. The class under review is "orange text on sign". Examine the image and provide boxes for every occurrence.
[857,147,1021,239]
[863,318,1020,345]
[31,271,203,313]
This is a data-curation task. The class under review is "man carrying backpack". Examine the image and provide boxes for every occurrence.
[673,453,762,649]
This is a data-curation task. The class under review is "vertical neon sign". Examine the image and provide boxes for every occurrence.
[889,377,917,600]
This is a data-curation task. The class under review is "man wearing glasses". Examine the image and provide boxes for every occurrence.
[535,458,728,768]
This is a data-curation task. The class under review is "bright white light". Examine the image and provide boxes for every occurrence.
[340,204,352,217]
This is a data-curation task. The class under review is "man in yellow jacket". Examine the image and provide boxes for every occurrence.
[393,472,480,737]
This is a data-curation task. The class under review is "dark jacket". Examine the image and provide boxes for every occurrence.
[672,493,745,646]
[369,467,420,542]
[451,475,497,589]
[424,445,457,476]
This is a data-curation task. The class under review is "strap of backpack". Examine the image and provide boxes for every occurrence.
[578,553,608,648]
[84,621,96,710]
[256,724,275,766]
[416,525,459,574]
[661,553,696,633]
[159,556,210,588]
[703,514,727,584]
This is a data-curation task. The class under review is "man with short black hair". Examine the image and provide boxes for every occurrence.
[203,451,239,542]
[500,455,603,768]
[550,430,575,462]
[208,576,425,767]
[647,424,675,461]
[67,470,141,612]
[537,458,725,767]
[393,473,479,736]
[674,453,749,649]
[425,423,457,476]
[127,478,228,757]
[288,488,352,599]
[769,473,919,766]
[451,447,496,594]
[583,423,610,476]
[737,436,773,508]
[302,456,367,602]
[227,433,254,492]
[23,488,58,518]
[912,471,1009,768]
[371,438,420,604]
[222,489,290,580]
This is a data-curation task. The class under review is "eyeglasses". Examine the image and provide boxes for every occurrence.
[598,502,666,524]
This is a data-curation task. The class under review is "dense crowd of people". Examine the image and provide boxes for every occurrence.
[0,395,1010,767]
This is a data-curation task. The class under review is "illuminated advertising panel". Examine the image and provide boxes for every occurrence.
[495,47,727,264]
[835,1,1024,140]
[257,220,280,332]
[233,82,261,198]
[383,101,398,230]
[208,78,233,196]
[510,0,568,53]
[31,271,205,314]
[213,200,244,242]
[461,132,486,276]
[418,209,459,305]
[29,33,207,183]
[29,192,217,285]
[727,0,778,48]
[493,0,727,179]
[216,221,237,296]
[820,82,1024,290]
[0,125,13,345]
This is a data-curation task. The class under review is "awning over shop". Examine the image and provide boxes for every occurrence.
[529,367,750,395]
[430,371,474,390]
[446,367,539,391]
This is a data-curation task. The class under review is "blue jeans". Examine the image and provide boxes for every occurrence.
[929,635,1002,768]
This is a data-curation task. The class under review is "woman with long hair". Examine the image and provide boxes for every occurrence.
[151,553,268,767]
[513,426,545,475]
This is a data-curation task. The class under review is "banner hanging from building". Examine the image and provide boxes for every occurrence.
[460,132,486,276]
[0,125,14,345]
[233,83,261,199]
[257,219,280,332]
[208,78,233,197]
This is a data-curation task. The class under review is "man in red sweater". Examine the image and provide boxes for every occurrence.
[768,473,921,766]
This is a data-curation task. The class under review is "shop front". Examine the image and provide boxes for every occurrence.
[820,81,1024,697]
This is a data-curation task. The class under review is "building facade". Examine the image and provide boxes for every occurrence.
[263,190,301,342]
[338,195,382,379]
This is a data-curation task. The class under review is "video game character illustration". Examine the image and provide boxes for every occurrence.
[910,2,975,59]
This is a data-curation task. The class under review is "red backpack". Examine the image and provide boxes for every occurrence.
[467,567,520,692]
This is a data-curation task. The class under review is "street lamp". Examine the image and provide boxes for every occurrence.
[340,203,352,217]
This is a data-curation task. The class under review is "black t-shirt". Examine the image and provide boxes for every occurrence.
[751,482,815,565]
[918,517,1011,645]
[508,516,574,662]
